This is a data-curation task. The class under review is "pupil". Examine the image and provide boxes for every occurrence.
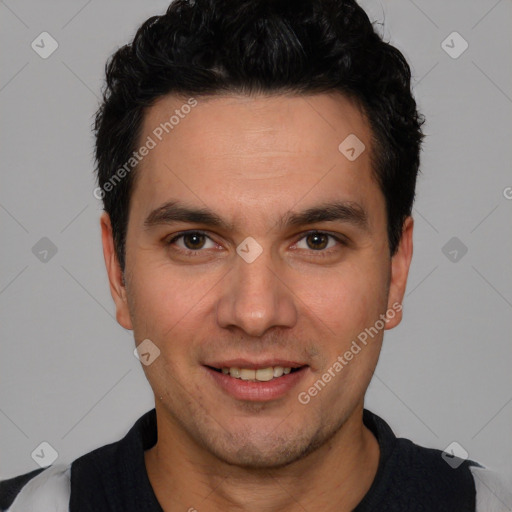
[185,233,204,249]
[308,233,327,250]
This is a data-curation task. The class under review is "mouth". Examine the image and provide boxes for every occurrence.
[206,364,305,382]
[203,361,309,401]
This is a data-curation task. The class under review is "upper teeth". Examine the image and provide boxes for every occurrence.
[221,366,292,381]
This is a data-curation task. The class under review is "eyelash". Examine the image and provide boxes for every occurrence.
[166,230,346,258]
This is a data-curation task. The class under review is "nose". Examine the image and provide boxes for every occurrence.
[216,245,298,337]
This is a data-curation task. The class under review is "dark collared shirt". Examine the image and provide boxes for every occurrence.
[3,408,508,511]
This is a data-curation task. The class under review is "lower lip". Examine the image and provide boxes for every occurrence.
[204,366,309,402]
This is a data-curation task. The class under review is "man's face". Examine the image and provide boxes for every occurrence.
[102,92,412,468]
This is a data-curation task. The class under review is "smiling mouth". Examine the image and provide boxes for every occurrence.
[206,365,306,382]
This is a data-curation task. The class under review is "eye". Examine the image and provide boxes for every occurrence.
[166,230,345,258]
[294,231,344,253]
[167,231,217,254]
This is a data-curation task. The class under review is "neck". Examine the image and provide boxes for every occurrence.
[144,403,380,512]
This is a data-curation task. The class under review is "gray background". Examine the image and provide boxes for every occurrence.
[1,0,511,482]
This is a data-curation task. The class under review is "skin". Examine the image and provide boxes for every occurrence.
[101,92,413,512]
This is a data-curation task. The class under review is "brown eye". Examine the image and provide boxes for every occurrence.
[296,231,346,256]
[167,231,216,254]
[181,232,206,250]
[305,232,329,250]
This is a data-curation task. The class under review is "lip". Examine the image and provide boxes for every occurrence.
[203,364,309,402]
[204,359,306,370]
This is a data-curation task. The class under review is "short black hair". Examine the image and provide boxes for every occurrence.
[94,0,424,271]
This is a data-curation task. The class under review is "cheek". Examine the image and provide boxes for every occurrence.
[297,259,389,333]
[126,260,213,337]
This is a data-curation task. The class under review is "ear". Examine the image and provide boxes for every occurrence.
[385,216,413,330]
[100,212,133,330]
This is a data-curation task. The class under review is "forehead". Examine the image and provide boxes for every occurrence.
[131,92,381,228]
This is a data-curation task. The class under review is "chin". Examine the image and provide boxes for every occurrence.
[201,424,329,470]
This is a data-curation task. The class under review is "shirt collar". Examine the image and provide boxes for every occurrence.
[70,407,397,512]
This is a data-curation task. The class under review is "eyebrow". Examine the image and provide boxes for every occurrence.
[143,200,369,232]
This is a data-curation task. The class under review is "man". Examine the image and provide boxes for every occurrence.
[1,0,510,510]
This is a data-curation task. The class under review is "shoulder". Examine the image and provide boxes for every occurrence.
[363,410,478,508]
[0,436,130,511]
[391,438,478,507]
[470,465,512,512]
[388,438,512,510]
[0,464,71,512]
[0,409,157,511]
